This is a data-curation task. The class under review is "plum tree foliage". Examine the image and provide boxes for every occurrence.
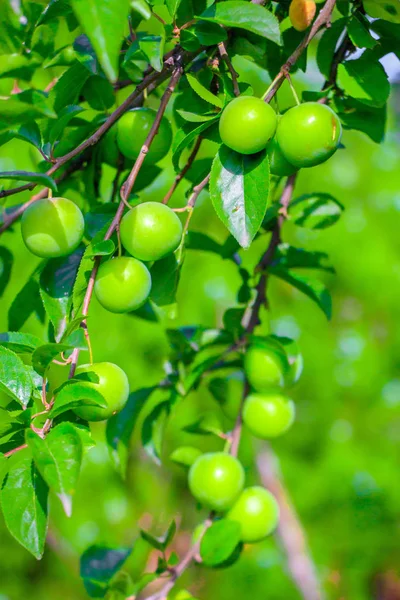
[0,0,395,597]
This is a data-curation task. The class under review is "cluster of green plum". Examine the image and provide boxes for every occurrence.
[219,96,342,175]
[21,197,182,313]
[186,340,297,545]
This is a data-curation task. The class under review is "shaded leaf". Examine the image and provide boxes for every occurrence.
[0,332,42,354]
[0,346,32,408]
[0,246,13,297]
[270,268,332,319]
[142,400,170,465]
[210,145,270,248]
[26,423,82,517]
[289,192,344,229]
[0,171,57,192]
[0,457,48,559]
[186,73,223,108]
[80,545,132,598]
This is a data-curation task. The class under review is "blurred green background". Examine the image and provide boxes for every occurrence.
[0,39,400,600]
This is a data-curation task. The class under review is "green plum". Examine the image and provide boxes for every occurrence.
[21,197,84,258]
[117,107,172,163]
[73,362,129,421]
[267,137,298,177]
[219,96,277,155]
[94,257,151,313]
[276,102,342,168]
[244,342,289,391]
[188,452,245,511]
[120,201,182,262]
[243,391,295,438]
[227,486,279,543]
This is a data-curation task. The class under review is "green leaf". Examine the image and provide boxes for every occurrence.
[166,0,183,17]
[0,171,57,192]
[85,239,115,259]
[138,33,164,72]
[32,343,74,376]
[186,73,224,108]
[106,387,156,477]
[274,244,335,273]
[183,411,223,435]
[334,96,386,143]
[49,382,107,419]
[71,0,131,82]
[199,1,281,45]
[0,54,41,80]
[39,247,84,342]
[0,246,13,297]
[316,18,347,79]
[337,52,390,108]
[289,192,344,229]
[0,332,42,354]
[200,519,241,566]
[82,76,115,110]
[48,105,85,146]
[0,457,48,559]
[210,145,270,248]
[8,277,45,332]
[26,423,82,517]
[270,268,332,319]
[0,346,32,408]
[142,400,170,465]
[80,545,132,598]
[172,118,219,171]
[150,253,181,310]
[176,109,217,123]
[170,445,202,467]
[347,15,377,49]
[16,122,43,151]
[0,90,57,125]
[195,21,227,45]
[52,61,91,113]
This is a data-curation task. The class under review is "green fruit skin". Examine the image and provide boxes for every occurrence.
[21,197,84,258]
[73,362,129,421]
[94,257,151,313]
[244,345,287,391]
[120,202,183,262]
[117,107,172,163]
[227,486,279,543]
[219,96,277,155]
[363,0,400,22]
[243,392,295,438]
[276,102,342,168]
[267,137,298,177]
[188,452,245,512]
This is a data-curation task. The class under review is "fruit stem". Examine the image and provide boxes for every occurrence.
[285,73,301,106]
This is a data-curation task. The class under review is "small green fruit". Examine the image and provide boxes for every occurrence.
[227,486,279,543]
[120,202,182,262]
[243,391,295,438]
[219,96,277,155]
[267,137,297,177]
[94,257,151,313]
[276,102,342,168]
[188,452,245,512]
[73,362,129,421]
[117,107,172,163]
[21,197,84,258]
[244,343,288,391]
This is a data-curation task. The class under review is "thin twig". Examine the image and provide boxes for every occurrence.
[257,450,322,600]
[4,443,28,457]
[263,0,336,103]
[218,42,240,97]
[162,137,202,204]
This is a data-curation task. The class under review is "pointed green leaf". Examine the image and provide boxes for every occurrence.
[0,346,32,408]
[49,382,107,419]
[0,171,57,192]
[199,1,281,45]
[270,268,332,319]
[26,423,82,517]
[200,519,241,566]
[186,73,224,108]
[210,145,270,248]
[0,457,48,559]
[71,0,131,82]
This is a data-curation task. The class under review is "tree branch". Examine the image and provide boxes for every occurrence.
[264,0,337,103]
[162,137,203,205]
[218,41,240,97]
[257,449,322,600]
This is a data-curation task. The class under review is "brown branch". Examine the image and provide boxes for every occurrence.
[257,449,322,600]
[218,42,240,97]
[162,137,202,204]
[4,443,28,458]
[264,0,336,103]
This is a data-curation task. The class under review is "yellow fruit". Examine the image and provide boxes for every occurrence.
[289,0,317,31]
